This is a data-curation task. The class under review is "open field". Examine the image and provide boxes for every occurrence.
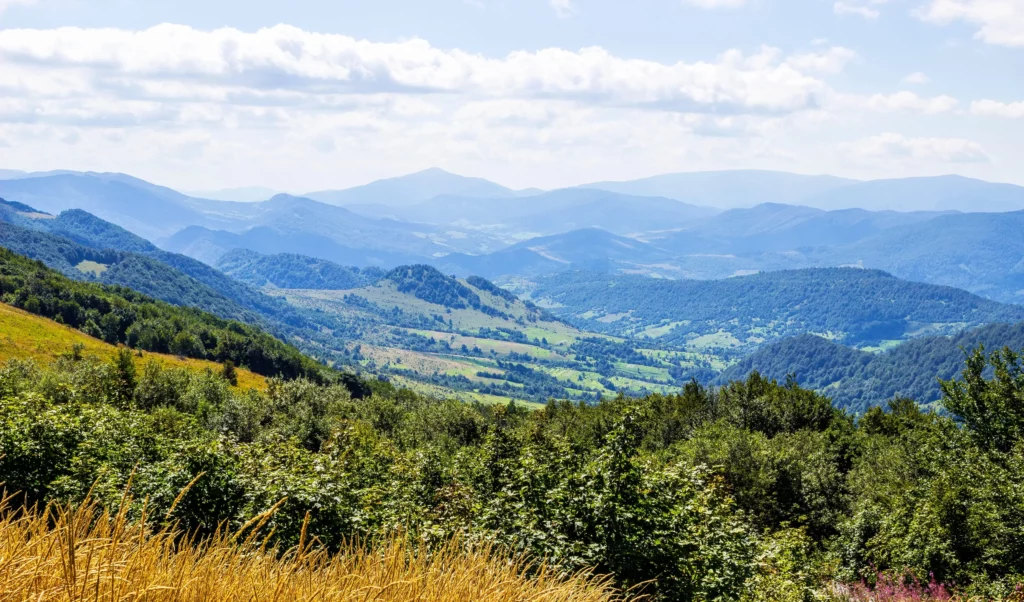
[0,302,267,390]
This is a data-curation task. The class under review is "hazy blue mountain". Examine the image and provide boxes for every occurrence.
[506,228,673,267]
[0,169,27,179]
[583,171,1024,213]
[525,268,1024,350]
[216,248,382,289]
[0,172,226,239]
[351,188,717,236]
[433,248,566,279]
[304,168,522,207]
[164,225,425,268]
[647,203,950,254]
[800,175,1024,212]
[582,170,856,209]
[185,186,282,202]
[0,201,302,322]
[432,228,676,277]
[721,323,1024,413]
[826,210,1024,302]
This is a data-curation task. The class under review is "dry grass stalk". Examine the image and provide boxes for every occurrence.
[0,493,619,602]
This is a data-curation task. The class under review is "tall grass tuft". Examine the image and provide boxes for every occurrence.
[0,492,620,602]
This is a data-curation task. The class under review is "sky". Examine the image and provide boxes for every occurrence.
[0,0,1021,193]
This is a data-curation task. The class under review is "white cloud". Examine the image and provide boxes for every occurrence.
[833,0,891,19]
[0,25,831,115]
[971,98,1024,117]
[549,0,574,16]
[902,71,930,84]
[0,22,1004,190]
[785,47,858,73]
[830,91,959,113]
[840,132,990,163]
[860,91,959,113]
[916,0,1024,47]
[681,0,747,8]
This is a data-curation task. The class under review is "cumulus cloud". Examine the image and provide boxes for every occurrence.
[840,132,990,163]
[916,0,1024,47]
[0,22,1001,189]
[785,47,858,73]
[971,98,1024,117]
[902,71,930,84]
[0,25,833,115]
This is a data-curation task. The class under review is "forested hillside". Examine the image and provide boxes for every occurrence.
[723,322,1024,413]
[525,268,1024,350]
[216,248,382,289]
[0,246,334,382]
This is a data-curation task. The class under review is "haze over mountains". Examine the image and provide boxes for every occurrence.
[3,166,1024,308]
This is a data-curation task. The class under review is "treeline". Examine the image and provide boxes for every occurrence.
[0,247,330,382]
[2,344,1022,600]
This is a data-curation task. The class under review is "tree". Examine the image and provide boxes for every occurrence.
[221,360,238,386]
[942,346,1024,454]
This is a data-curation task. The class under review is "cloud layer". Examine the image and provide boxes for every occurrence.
[0,22,1010,189]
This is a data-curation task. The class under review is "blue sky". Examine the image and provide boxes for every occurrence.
[0,0,1021,194]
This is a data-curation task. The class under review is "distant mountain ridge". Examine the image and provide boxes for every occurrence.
[581,170,1024,212]
[305,168,529,207]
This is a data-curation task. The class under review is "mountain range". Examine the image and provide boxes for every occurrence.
[3,166,1024,304]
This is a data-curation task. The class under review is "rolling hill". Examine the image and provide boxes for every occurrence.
[267,264,716,403]
[215,249,384,290]
[521,268,1024,352]
[0,301,267,390]
[722,322,1024,413]
[0,246,332,383]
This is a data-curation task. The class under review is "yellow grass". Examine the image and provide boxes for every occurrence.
[0,494,619,602]
[0,302,267,391]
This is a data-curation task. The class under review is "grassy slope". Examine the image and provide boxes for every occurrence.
[0,302,266,390]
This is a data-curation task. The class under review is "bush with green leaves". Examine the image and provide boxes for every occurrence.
[1,346,1024,599]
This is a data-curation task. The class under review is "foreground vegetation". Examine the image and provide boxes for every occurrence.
[0,496,616,602]
[1,339,1023,600]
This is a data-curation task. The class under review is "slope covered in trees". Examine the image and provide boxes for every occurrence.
[0,246,332,382]
[526,268,1024,350]
[215,248,382,290]
[722,322,1024,413]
